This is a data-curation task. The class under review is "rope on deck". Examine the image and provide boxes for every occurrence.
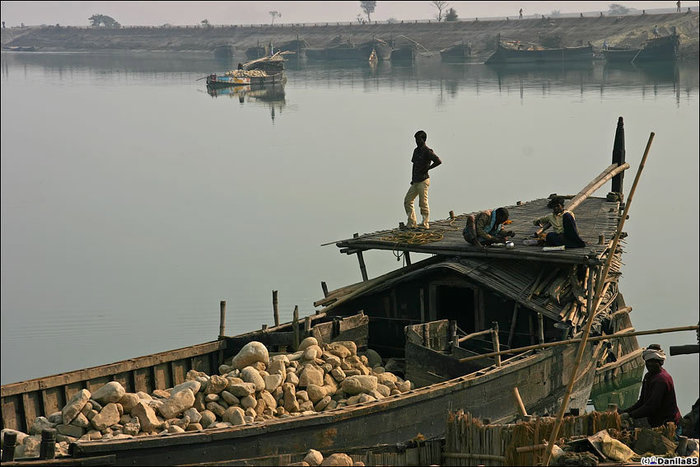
[379,218,462,245]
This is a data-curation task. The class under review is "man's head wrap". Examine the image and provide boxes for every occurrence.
[642,346,666,363]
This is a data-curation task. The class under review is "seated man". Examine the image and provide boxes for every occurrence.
[533,196,586,248]
[620,345,681,428]
[463,207,514,247]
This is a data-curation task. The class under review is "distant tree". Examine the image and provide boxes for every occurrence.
[608,4,630,15]
[386,17,398,24]
[550,10,561,17]
[445,8,458,21]
[431,1,450,22]
[360,1,376,22]
[356,14,364,24]
[269,11,281,25]
[200,19,210,28]
[2,21,6,29]
[89,14,121,28]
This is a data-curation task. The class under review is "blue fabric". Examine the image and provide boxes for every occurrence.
[486,210,498,234]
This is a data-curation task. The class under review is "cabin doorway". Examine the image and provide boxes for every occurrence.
[431,284,477,334]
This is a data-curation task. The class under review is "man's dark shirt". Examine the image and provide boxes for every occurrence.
[411,145,441,184]
[625,368,681,427]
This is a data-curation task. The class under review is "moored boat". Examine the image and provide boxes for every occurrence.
[486,40,593,64]
[440,42,471,62]
[603,34,680,63]
[1,121,647,465]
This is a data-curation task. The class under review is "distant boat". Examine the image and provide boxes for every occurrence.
[2,45,37,52]
[205,69,286,87]
[603,34,680,63]
[390,45,416,62]
[440,42,471,62]
[486,40,593,64]
[305,37,391,61]
[213,45,233,60]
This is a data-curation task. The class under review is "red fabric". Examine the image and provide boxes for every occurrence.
[626,368,681,427]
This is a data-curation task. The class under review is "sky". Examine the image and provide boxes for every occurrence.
[1,1,696,27]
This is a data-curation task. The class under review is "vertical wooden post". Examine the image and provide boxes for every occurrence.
[219,300,226,339]
[39,428,56,460]
[537,313,545,344]
[2,431,17,461]
[473,288,481,331]
[508,303,519,348]
[272,290,280,327]
[304,316,312,336]
[292,306,300,350]
[528,314,535,345]
[492,322,502,367]
[419,288,426,323]
[404,251,412,266]
[611,116,625,194]
[450,320,459,349]
[354,233,369,281]
[321,282,329,297]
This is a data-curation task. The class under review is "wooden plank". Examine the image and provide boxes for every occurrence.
[64,382,84,401]
[153,363,171,390]
[1,340,227,397]
[112,372,133,393]
[171,360,189,386]
[2,395,22,432]
[41,387,64,418]
[22,392,42,433]
[132,368,152,394]
[85,376,112,394]
[191,355,211,375]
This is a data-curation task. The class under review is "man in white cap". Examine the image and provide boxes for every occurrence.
[620,344,681,427]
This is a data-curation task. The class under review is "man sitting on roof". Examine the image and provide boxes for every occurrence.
[620,345,681,428]
[463,207,514,247]
[533,196,586,248]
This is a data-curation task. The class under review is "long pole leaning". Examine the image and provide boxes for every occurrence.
[543,132,655,466]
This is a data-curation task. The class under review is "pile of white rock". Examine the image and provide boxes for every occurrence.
[290,448,361,466]
[1,338,412,459]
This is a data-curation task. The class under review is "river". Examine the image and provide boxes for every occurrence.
[1,51,698,413]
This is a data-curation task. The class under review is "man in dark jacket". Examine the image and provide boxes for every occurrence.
[403,130,441,229]
[620,344,681,428]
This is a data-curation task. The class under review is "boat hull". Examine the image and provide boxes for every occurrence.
[69,345,597,465]
[206,72,286,87]
[486,44,593,64]
[603,34,680,63]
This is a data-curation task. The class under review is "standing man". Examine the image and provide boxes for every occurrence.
[519,8,523,19]
[677,1,681,13]
[404,130,441,230]
[620,345,682,428]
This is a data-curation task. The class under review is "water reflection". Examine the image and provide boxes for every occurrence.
[2,51,697,105]
[206,83,286,122]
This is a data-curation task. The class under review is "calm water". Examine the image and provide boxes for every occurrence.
[1,52,698,412]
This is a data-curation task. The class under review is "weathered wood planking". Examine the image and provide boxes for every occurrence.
[1,340,227,433]
[336,197,621,265]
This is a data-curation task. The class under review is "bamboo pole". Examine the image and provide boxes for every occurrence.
[513,387,528,417]
[567,163,630,211]
[543,132,655,466]
[457,324,698,364]
[458,328,492,343]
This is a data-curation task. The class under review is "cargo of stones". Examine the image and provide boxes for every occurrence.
[5,339,412,459]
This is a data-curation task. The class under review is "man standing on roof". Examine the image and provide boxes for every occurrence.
[620,345,681,428]
[463,207,515,247]
[533,196,586,248]
[403,130,441,230]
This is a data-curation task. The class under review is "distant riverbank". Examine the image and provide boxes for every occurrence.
[2,12,698,61]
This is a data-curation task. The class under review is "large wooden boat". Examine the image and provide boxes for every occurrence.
[603,34,680,63]
[1,123,643,465]
[440,42,472,62]
[305,37,391,62]
[486,40,593,65]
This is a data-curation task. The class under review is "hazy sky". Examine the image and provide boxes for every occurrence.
[1,2,695,27]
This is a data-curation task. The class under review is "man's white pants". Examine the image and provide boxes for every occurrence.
[404,179,430,228]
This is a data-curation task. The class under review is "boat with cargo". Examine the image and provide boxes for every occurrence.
[486,39,593,65]
[1,121,646,466]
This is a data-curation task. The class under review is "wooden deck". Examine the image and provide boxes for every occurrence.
[335,196,622,265]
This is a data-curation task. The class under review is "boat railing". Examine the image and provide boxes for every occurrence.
[454,322,502,367]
